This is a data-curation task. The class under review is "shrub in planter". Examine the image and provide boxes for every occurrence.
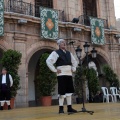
[85,68,100,102]
[0,49,22,108]
[37,53,57,106]
[74,66,86,104]
[102,65,119,88]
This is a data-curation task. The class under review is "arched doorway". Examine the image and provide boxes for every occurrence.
[95,54,110,87]
[83,53,109,86]
[28,48,58,106]
[82,53,110,101]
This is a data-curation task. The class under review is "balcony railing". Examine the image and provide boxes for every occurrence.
[4,0,65,22]
[79,15,108,29]
[4,0,108,29]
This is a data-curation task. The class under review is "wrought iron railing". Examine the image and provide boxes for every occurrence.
[4,0,65,22]
[4,0,108,28]
[79,15,108,29]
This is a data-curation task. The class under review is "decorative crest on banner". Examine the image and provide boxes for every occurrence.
[40,7,58,40]
[0,0,4,36]
[90,17,105,45]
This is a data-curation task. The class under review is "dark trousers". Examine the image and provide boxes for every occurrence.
[0,84,11,101]
[57,76,74,95]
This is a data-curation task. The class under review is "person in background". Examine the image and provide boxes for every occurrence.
[46,39,78,114]
[0,67,13,110]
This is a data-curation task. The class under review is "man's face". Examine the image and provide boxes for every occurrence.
[2,69,7,74]
[59,41,66,50]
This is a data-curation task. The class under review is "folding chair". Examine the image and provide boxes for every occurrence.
[110,87,120,102]
[101,87,114,103]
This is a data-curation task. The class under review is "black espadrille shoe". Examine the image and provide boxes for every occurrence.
[67,105,77,113]
[59,106,64,114]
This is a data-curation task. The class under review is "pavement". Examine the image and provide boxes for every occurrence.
[0,103,120,120]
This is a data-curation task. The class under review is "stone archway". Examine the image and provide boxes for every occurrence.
[26,40,58,67]
[82,52,110,101]
[26,41,58,106]
[28,49,53,106]
[94,54,110,87]
[83,53,109,85]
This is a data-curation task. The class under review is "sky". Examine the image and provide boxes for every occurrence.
[114,0,120,19]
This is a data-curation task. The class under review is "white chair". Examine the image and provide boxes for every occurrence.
[110,87,120,102]
[101,87,114,103]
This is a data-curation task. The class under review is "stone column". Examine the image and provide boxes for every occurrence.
[56,0,83,21]
[13,33,28,107]
[97,0,116,28]
[108,35,120,80]
[66,0,83,21]
[105,0,116,28]
[53,0,57,9]
[97,0,108,19]
[96,0,101,18]
[109,48,120,79]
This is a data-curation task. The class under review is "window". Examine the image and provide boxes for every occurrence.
[35,0,53,17]
[83,0,97,17]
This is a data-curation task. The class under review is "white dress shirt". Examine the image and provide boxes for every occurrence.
[2,74,13,87]
[88,61,98,76]
[46,51,78,76]
[88,61,97,70]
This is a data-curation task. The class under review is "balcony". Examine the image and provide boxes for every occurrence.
[79,15,108,29]
[4,0,108,29]
[4,0,65,22]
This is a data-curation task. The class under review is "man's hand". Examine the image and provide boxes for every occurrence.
[57,69,61,74]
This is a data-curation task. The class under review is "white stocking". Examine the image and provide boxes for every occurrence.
[66,96,72,105]
[59,96,65,106]
[6,101,10,106]
[1,101,5,106]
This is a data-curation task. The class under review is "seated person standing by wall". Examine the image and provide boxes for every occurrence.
[0,67,13,110]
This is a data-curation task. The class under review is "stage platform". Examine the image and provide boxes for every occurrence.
[0,103,120,120]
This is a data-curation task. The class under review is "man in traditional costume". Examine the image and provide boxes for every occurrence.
[46,39,78,113]
[0,68,13,110]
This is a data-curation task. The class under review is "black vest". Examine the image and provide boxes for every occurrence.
[0,74,10,87]
[55,49,72,67]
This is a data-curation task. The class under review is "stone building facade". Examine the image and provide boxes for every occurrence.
[0,0,120,107]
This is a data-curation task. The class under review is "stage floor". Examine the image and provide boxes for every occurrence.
[0,103,120,120]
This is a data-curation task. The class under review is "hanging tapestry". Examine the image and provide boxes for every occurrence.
[90,17,105,45]
[0,0,4,36]
[40,7,58,39]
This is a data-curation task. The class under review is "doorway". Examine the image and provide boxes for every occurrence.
[28,49,52,106]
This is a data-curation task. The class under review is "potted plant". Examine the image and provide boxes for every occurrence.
[74,66,86,104]
[85,68,100,102]
[0,49,22,109]
[37,53,57,106]
[102,65,119,88]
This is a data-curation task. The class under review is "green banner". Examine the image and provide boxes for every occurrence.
[0,0,4,36]
[40,7,58,40]
[90,18,105,45]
